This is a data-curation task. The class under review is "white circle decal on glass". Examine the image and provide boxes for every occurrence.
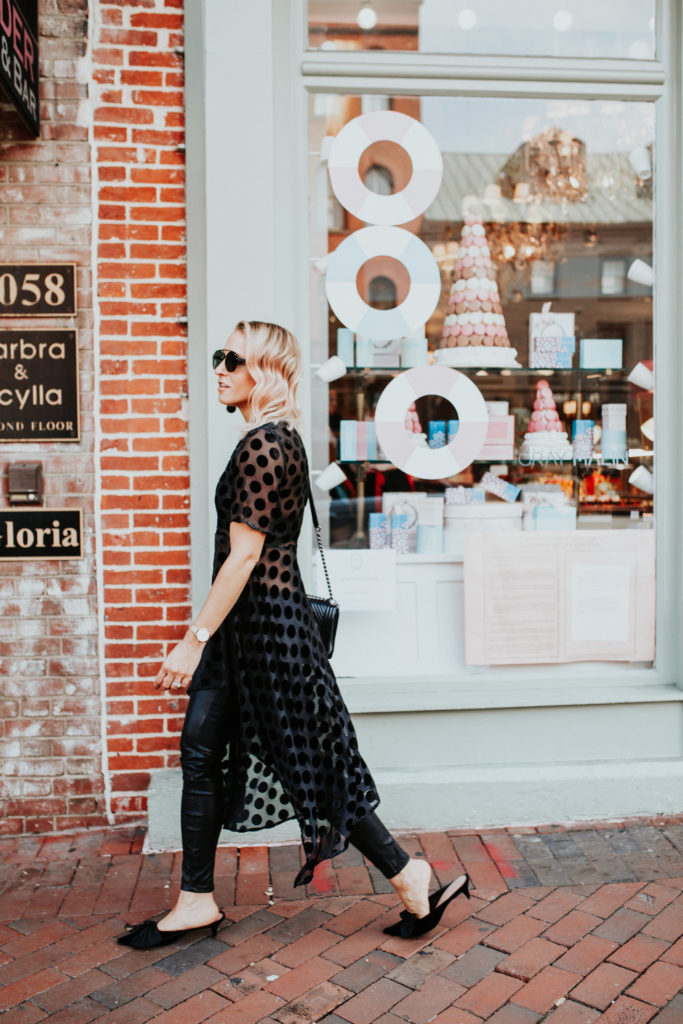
[374,366,489,479]
[325,226,441,342]
[328,111,443,225]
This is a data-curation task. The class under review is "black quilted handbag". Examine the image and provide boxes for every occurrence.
[307,488,339,658]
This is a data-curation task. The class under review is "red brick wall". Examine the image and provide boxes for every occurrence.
[0,0,191,835]
[0,0,105,834]
[93,0,190,822]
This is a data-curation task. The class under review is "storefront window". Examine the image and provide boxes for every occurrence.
[309,92,655,676]
[308,1,656,60]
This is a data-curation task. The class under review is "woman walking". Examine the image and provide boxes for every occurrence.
[118,321,469,949]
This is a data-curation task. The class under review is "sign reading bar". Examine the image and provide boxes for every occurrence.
[0,0,39,136]
[0,265,76,316]
[0,507,83,560]
[0,330,79,442]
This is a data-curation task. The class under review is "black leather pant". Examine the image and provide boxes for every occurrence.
[180,687,409,892]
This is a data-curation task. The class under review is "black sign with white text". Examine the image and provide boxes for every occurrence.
[0,0,39,136]
[0,330,79,442]
[0,508,83,560]
[0,265,76,316]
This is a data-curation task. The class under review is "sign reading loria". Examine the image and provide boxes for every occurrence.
[0,330,79,441]
[0,508,83,561]
[0,0,39,136]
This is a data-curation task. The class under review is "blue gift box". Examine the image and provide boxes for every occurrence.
[339,420,357,461]
[336,327,354,365]
[601,428,627,462]
[579,338,623,369]
[534,506,577,530]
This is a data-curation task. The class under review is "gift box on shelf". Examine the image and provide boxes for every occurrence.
[428,421,446,448]
[360,336,400,367]
[416,496,444,555]
[445,486,485,505]
[572,419,595,462]
[481,414,515,460]
[579,338,623,369]
[443,503,522,557]
[339,420,357,460]
[521,483,569,530]
[600,403,628,462]
[339,420,378,460]
[381,492,430,552]
[336,327,354,365]
[400,334,428,367]
[529,302,576,368]
[529,336,576,368]
[480,471,521,502]
[534,506,578,530]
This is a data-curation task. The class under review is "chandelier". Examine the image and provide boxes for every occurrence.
[498,127,587,204]
[486,221,569,271]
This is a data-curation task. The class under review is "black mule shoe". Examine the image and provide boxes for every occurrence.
[383,873,471,939]
[117,911,225,949]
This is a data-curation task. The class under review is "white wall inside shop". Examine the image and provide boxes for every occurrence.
[169,0,683,849]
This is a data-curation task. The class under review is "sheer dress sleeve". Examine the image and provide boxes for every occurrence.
[230,426,286,539]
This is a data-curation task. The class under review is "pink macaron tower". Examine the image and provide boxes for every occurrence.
[437,216,519,366]
[404,402,422,433]
[527,380,562,434]
[519,379,573,459]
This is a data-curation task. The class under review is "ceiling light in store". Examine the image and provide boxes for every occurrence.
[357,3,378,30]
[314,462,348,492]
[458,9,477,31]
[640,418,654,442]
[628,466,654,494]
[627,362,654,390]
[627,259,654,288]
[553,10,573,32]
[628,146,652,180]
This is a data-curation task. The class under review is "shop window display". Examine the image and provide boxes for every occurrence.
[309,92,654,673]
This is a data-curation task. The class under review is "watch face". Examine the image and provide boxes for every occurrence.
[195,627,210,642]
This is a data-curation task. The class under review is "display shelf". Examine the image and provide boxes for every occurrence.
[336,366,627,378]
[336,457,644,467]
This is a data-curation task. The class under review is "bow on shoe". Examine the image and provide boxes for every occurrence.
[117,919,163,947]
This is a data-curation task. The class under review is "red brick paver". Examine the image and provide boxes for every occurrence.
[1,816,682,1023]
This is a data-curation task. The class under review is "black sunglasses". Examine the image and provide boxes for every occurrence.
[212,349,246,372]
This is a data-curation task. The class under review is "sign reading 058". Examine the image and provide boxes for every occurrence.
[0,264,76,316]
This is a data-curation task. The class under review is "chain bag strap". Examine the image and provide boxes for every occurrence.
[307,485,339,658]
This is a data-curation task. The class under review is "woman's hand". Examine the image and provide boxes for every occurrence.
[154,633,204,692]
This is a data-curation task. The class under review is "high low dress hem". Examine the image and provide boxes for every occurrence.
[187,421,380,885]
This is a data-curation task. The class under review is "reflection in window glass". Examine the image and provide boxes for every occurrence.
[308,1,656,60]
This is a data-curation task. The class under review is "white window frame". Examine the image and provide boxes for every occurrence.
[185,0,683,704]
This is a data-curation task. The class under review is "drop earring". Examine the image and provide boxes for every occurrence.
[226,405,236,413]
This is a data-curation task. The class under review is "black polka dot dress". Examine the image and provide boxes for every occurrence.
[187,421,380,886]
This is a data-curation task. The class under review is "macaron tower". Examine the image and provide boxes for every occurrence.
[435,215,520,367]
[519,379,573,460]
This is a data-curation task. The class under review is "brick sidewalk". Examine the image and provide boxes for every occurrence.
[1,816,682,1023]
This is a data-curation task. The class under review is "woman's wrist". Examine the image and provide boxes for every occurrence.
[188,623,211,644]
[184,627,204,646]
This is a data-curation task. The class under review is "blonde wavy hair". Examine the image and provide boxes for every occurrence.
[234,320,303,431]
